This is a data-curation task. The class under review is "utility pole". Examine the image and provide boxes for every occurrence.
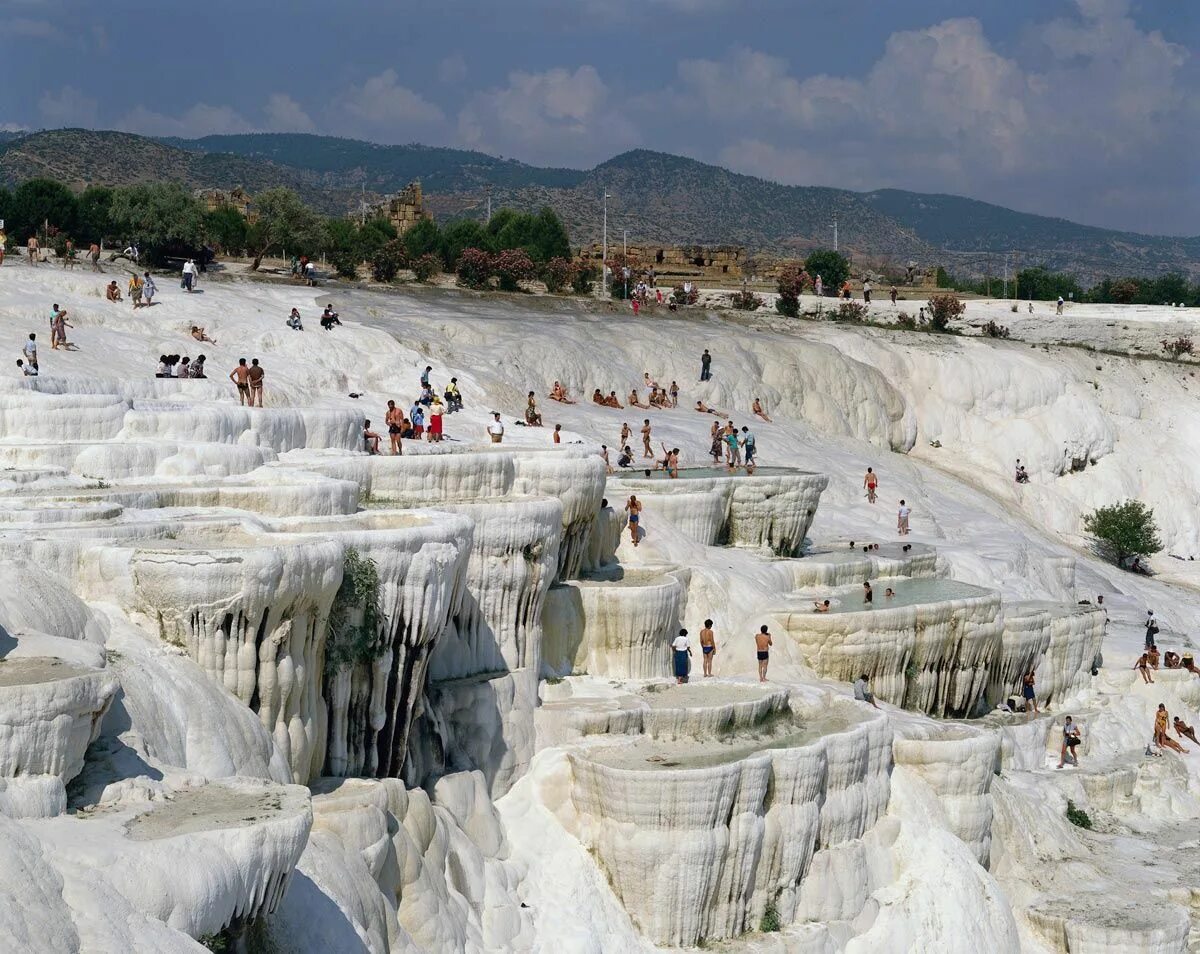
[1003,253,1009,299]
[833,214,838,252]
[601,191,610,294]
[623,229,628,299]
[486,186,492,225]
[360,184,366,226]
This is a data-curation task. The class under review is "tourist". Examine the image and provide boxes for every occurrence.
[700,619,716,676]
[1057,716,1081,768]
[22,333,37,371]
[409,402,424,439]
[741,427,756,470]
[600,444,613,474]
[755,625,772,682]
[897,499,911,536]
[629,388,647,409]
[604,391,623,409]
[1022,671,1038,715]
[428,396,444,442]
[386,400,403,455]
[362,419,381,455]
[863,280,872,304]
[814,274,823,298]
[105,281,123,302]
[641,419,653,458]
[526,392,543,427]
[27,235,39,265]
[1144,610,1159,650]
[643,372,657,392]
[142,272,157,306]
[700,349,712,381]
[487,411,504,444]
[190,355,207,378]
[421,366,432,388]
[128,272,144,308]
[16,358,36,376]
[890,286,898,305]
[286,308,303,331]
[593,389,605,406]
[552,423,561,444]
[813,600,831,612]
[619,422,632,448]
[320,305,341,330]
[863,581,873,604]
[549,381,574,403]
[671,628,691,684]
[1164,650,1180,669]
[1133,652,1154,684]
[724,423,741,469]
[247,358,265,407]
[624,494,642,547]
[1148,644,1160,669]
[631,297,640,316]
[669,381,679,407]
[88,243,101,271]
[1174,717,1199,746]
[853,674,879,709]
[230,358,251,406]
[696,400,720,415]
[50,306,73,351]
[752,397,771,422]
[841,280,851,300]
[1056,295,1064,316]
[884,587,895,599]
[863,467,878,504]
[661,444,679,478]
[191,326,216,344]
[182,258,196,292]
[445,378,463,412]
[1155,704,1185,753]
[617,445,633,468]
[178,357,192,377]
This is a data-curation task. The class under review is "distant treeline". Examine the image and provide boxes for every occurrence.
[938,265,1200,306]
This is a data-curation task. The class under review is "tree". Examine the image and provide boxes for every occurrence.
[527,207,571,262]
[571,262,596,295]
[204,205,248,256]
[245,187,321,271]
[355,217,396,263]
[412,252,441,283]
[804,248,849,291]
[540,257,575,294]
[8,178,79,243]
[76,186,115,245]
[456,247,493,289]
[323,218,361,278]
[1015,267,1082,302]
[403,218,440,260]
[109,183,205,264]
[370,239,407,283]
[775,263,807,317]
[493,248,535,291]
[439,219,489,270]
[1082,500,1162,569]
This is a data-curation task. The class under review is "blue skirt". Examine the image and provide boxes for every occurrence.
[673,650,689,678]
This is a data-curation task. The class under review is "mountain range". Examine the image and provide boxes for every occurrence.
[1,129,1195,281]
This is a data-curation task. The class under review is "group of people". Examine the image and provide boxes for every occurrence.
[104,272,158,307]
[229,358,266,406]
[667,622,777,684]
[19,305,78,373]
[707,419,758,472]
[156,354,207,378]
[363,366,463,455]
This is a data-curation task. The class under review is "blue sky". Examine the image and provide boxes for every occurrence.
[1,0,1195,234]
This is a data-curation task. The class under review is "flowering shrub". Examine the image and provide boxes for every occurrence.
[493,248,536,291]
[775,263,807,317]
[456,247,494,289]
[540,256,575,294]
[837,300,869,322]
[926,293,966,331]
[412,252,441,283]
[1161,336,1194,358]
[370,239,407,283]
[730,288,765,311]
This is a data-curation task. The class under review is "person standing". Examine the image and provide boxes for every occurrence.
[863,280,872,304]
[1057,716,1080,768]
[22,333,38,371]
[247,358,265,407]
[754,625,772,682]
[1022,670,1038,715]
[863,467,878,503]
[897,499,911,535]
[128,272,144,309]
[1056,295,1064,316]
[700,619,716,676]
[1144,610,1159,650]
[671,629,691,685]
[89,243,101,271]
[890,285,897,305]
[182,258,196,292]
[386,400,404,455]
[142,272,157,306]
[669,381,679,407]
[27,235,39,266]
[700,349,712,382]
[641,419,653,459]
[624,494,642,547]
[487,411,504,444]
[428,396,444,443]
[814,274,823,298]
[230,358,251,406]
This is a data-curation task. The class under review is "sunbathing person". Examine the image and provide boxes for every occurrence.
[603,391,624,409]
[813,600,831,613]
[105,281,123,302]
[191,326,216,344]
[695,400,721,415]
[549,381,575,403]
[628,389,648,409]
[752,397,772,422]
[1156,704,1186,753]
[1164,650,1181,669]
[1175,717,1199,745]
[592,389,605,405]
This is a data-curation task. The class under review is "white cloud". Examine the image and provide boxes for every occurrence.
[263,93,316,133]
[335,69,444,135]
[117,103,256,138]
[458,65,636,164]
[438,54,468,85]
[38,86,99,128]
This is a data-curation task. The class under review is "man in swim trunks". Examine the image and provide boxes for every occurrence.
[700,619,716,676]
[813,600,831,612]
[642,419,652,458]
[247,358,265,407]
[230,358,251,406]
[1022,670,1038,715]
[89,243,101,271]
[624,494,642,547]
[863,467,878,503]
[604,391,624,409]
[755,624,772,682]
[752,398,771,422]
[1174,717,1199,746]
[363,419,381,455]
[386,400,404,455]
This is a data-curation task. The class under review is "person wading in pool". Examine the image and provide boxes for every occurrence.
[755,624,772,682]
[624,494,642,547]
[700,619,716,676]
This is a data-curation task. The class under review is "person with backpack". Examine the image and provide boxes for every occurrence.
[1145,610,1159,649]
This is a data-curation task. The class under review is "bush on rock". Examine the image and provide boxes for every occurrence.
[1082,499,1162,569]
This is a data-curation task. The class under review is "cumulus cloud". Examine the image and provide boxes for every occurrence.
[117,103,256,138]
[664,3,1196,232]
[38,86,99,128]
[335,69,445,136]
[458,65,636,164]
[263,93,316,133]
[437,54,468,85]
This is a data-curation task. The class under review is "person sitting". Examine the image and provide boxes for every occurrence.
[190,354,207,378]
[16,358,37,376]
[1164,650,1181,668]
[320,305,341,330]
[649,387,668,408]
[362,419,381,455]
[1183,654,1199,676]
[1148,645,1161,669]
[1175,717,1199,745]
[603,391,624,409]
[286,308,303,331]
[419,384,433,406]
[549,381,574,404]
[617,445,634,468]
[695,400,721,415]
[105,281,123,302]
[178,356,192,377]
[156,355,170,378]
[628,388,647,409]
[592,388,605,405]
[191,325,216,345]
[752,397,772,422]
[525,392,543,426]
[643,372,658,391]
[445,378,463,412]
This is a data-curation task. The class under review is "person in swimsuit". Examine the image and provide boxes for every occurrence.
[1133,653,1154,684]
[386,400,404,455]
[642,419,653,458]
[629,389,648,409]
[1057,716,1080,768]
[752,397,771,422]
[1155,704,1185,753]
[230,358,251,406]
[863,467,878,504]
[1022,670,1038,715]
[106,281,122,302]
[884,588,895,599]
[549,381,575,403]
[1174,717,1199,745]
[863,581,873,604]
[362,419,381,455]
[247,358,265,407]
[669,381,679,407]
[671,629,692,684]
[813,599,831,612]
[526,392,543,426]
[660,444,680,478]
[600,444,613,474]
[624,495,642,547]
[604,391,624,409]
[755,625,772,682]
[700,619,716,676]
[592,389,605,405]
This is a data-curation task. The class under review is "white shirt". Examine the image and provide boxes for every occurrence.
[487,421,504,436]
[898,505,911,518]
[183,262,195,275]
[23,341,36,360]
[21,364,37,376]
[671,635,690,652]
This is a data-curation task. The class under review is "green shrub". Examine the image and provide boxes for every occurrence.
[804,248,849,290]
[325,548,383,672]
[540,256,575,294]
[730,288,765,311]
[837,300,869,322]
[1066,799,1093,830]
[760,902,782,933]
[571,263,596,295]
[1082,500,1162,569]
[370,238,407,283]
[926,293,966,332]
[456,247,493,289]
